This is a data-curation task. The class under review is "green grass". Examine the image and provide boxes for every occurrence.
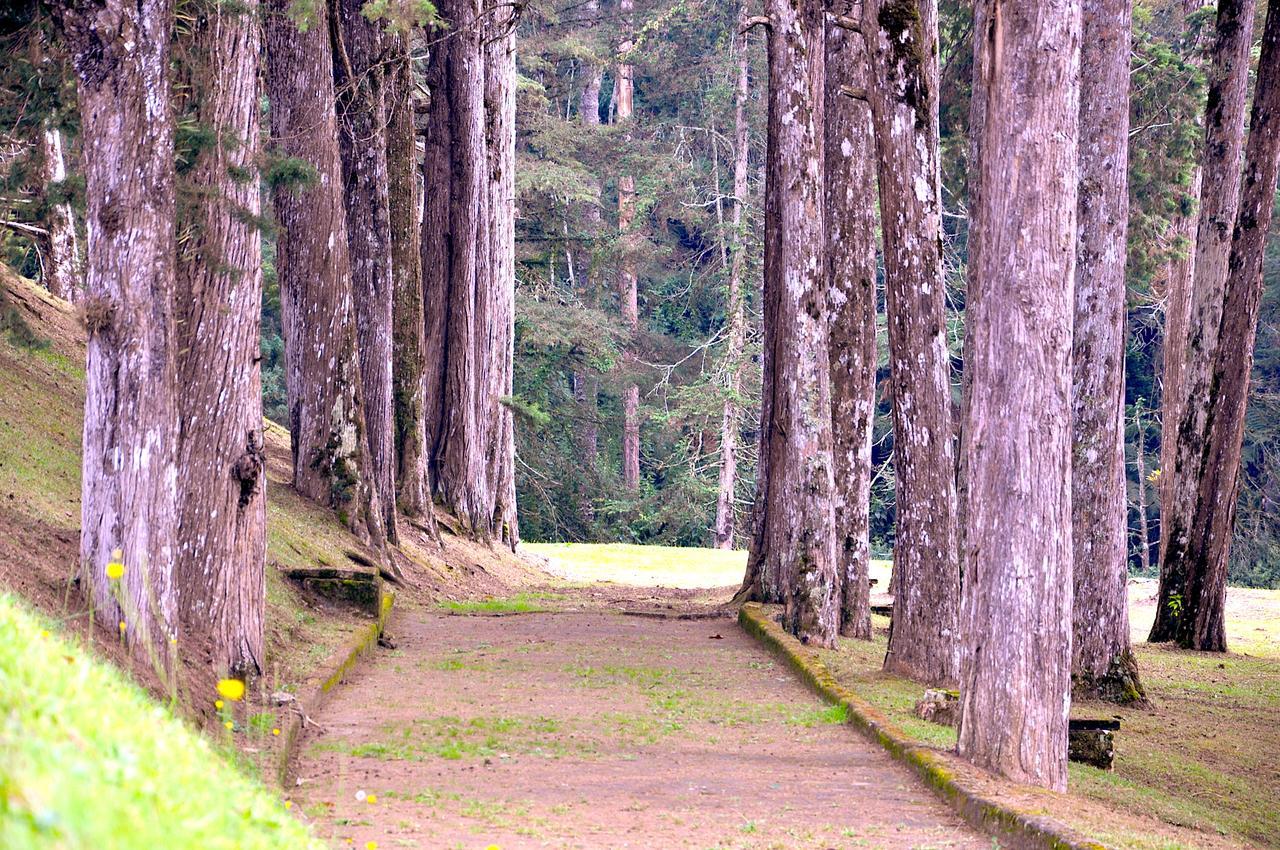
[817,584,1280,850]
[525,541,894,590]
[438,593,550,614]
[0,595,322,850]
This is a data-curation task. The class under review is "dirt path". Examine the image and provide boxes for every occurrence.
[291,598,987,849]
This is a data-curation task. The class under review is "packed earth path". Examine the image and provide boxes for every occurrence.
[289,585,987,850]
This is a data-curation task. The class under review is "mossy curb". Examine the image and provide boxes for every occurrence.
[275,590,395,786]
[738,603,1110,850]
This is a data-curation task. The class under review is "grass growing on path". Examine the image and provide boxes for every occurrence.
[0,595,322,850]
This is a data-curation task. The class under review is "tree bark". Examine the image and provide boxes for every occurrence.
[173,0,267,676]
[1158,0,1212,542]
[616,0,641,493]
[37,124,83,302]
[333,0,398,544]
[485,6,520,549]
[1071,0,1144,703]
[742,0,839,648]
[1135,406,1152,576]
[388,31,433,527]
[864,0,960,685]
[1152,0,1257,648]
[422,0,518,544]
[57,0,180,659]
[713,8,754,551]
[573,0,603,481]
[266,0,387,551]
[957,0,1079,792]
[1160,0,1280,651]
[826,1,877,640]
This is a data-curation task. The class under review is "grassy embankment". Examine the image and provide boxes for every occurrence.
[0,254,535,843]
[531,541,1280,850]
[0,595,323,850]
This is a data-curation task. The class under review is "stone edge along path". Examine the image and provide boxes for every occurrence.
[738,602,1110,850]
[275,590,396,785]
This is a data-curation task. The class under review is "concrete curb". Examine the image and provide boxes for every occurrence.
[738,603,1108,850]
[275,590,395,787]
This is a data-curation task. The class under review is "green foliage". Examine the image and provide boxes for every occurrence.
[0,595,324,850]
[262,154,320,193]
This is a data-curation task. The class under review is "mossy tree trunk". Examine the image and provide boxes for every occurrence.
[616,0,641,494]
[741,0,839,648]
[388,31,434,531]
[864,0,960,686]
[825,1,877,640]
[265,0,387,552]
[1161,0,1280,651]
[713,5,754,551]
[1071,0,1145,703]
[1152,0,1257,650]
[485,6,520,549]
[421,0,518,545]
[56,0,180,661]
[173,0,267,675]
[333,0,399,545]
[957,0,1079,792]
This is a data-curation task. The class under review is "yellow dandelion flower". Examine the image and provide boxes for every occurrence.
[366,794,376,805]
[486,845,501,850]
[272,728,281,736]
[223,720,233,730]
[366,843,378,850]
[215,699,224,710]
[40,629,50,639]
[216,678,246,701]
[106,562,124,580]
[118,621,127,632]
[284,800,293,810]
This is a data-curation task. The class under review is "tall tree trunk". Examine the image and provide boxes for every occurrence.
[616,0,641,493]
[1135,406,1152,576]
[1159,0,1212,540]
[388,31,433,528]
[426,0,489,536]
[574,0,603,482]
[742,0,839,648]
[826,4,877,639]
[57,0,179,659]
[1162,0,1280,651]
[333,0,398,544]
[28,29,82,302]
[38,125,83,302]
[957,0,1079,792]
[173,0,266,676]
[266,0,387,552]
[713,8,753,551]
[422,0,516,543]
[864,0,960,686]
[1152,0,1257,648]
[1159,169,1200,521]
[486,6,520,549]
[1071,0,1144,703]
[738,151,780,602]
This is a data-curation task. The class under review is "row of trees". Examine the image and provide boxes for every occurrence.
[505,0,1280,602]
[742,0,1279,790]
[29,0,519,675]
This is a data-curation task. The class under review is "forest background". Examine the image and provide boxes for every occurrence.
[3,0,1278,587]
